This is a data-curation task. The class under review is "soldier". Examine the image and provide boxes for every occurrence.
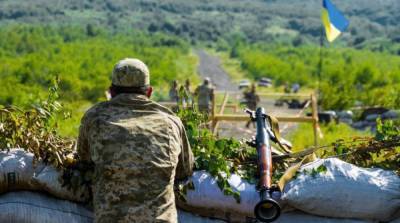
[78,58,194,223]
[194,77,214,114]
[169,80,179,103]
[184,79,193,105]
[244,83,260,128]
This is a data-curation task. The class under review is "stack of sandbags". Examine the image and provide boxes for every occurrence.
[1,149,399,222]
[177,171,263,222]
[177,169,397,223]
[0,149,45,193]
[0,191,93,223]
[0,148,86,203]
[282,158,400,222]
[33,165,87,202]
[0,191,226,223]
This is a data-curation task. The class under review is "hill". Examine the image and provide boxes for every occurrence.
[1,0,399,49]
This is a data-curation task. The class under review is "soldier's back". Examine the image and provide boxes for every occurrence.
[83,94,184,223]
[197,85,212,105]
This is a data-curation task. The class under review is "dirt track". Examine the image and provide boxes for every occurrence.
[196,50,302,140]
[196,50,237,91]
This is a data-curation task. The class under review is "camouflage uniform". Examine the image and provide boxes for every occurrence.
[169,81,179,103]
[244,85,260,128]
[195,81,214,113]
[78,58,194,223]
[244,91,260,111]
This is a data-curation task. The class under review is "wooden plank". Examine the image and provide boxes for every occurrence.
[218,92,229,114]
[213,92,230,135]
[213,115,314,123]
[258,93,311,99]
[211,92,216,130]
[311,93,319,146]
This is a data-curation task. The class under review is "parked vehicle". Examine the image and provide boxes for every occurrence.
[258,77,272,87]
[238,79,251,89]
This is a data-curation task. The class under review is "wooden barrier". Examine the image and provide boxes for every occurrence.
[158,91,320,146]
[158,101,238,112]
[211,91,320,147]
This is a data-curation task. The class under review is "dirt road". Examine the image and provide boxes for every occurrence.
[196,50,237,91]
[196,50,303,140]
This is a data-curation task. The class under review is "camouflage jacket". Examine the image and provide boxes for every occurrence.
[244,91,260,110]
[195,84,214,107]
[78,94,194,223]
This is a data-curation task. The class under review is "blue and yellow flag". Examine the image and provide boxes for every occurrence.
[321,0,349,42]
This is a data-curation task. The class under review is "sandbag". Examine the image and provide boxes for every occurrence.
[0,149,44,193]
[275,211,370,223]
[0,191,226,223]
[0,191,93,223]
[177,171,280,222]
[178,210,225,223]
[32,166,87,203]
[282,158,400,222]
[183,171,258,216]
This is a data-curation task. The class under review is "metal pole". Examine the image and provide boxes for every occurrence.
[311,94,319,147]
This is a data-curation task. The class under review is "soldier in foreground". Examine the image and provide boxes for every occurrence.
[194,77,214,114]
[78,58,194,223]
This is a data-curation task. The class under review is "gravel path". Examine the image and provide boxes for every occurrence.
[196,50,301,140]
[196,50,237,91]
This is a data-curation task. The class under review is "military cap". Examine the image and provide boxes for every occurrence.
[112,58,150,87]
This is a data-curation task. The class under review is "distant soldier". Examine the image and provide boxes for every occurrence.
[244,83,260,128]
[195,77,214,114]
[284,82,291,94]
[292,83,300,93]
[78,58,193,223]
[169,80,179,103]
[184,79,191,95]
[184,79,193,105]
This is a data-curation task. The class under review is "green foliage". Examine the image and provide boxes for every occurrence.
[177,106,257,202]
[288,123,370,152]
[295,164,327,179]
[1,0,400,49]
[0,25,198,137]
[0,25,195,104]
[375,118,400,141]
[234,44,400,109]
[0,79,75,167]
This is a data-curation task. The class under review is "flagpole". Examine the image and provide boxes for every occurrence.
[317,25,324,103]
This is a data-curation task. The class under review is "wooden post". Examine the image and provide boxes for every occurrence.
[211,91,216,130]
[213,92,229,135]
[311,93,319,147]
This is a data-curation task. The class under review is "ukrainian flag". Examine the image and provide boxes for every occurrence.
[321,0,349,42]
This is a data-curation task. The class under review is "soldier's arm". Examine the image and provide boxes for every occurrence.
[77,114,91,162]
[175,122,194,180]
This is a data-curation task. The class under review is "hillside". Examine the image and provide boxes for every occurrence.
[1,0,399,48]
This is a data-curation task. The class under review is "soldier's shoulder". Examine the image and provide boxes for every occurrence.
[149,101,184,128]
[81,101,111,123]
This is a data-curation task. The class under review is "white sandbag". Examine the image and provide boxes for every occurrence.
[282,158,400,222]
[177,171,266,222]
[0,191,93,223]
[0,149,44,193]
[276,211,370,223]
[186,171,258,213]
[32,166,87,203]
[178,209,225,223]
